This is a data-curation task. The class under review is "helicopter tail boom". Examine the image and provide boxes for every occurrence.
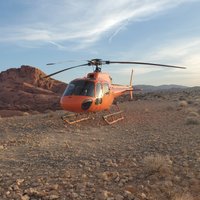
[111,84,133,98]
[111,69,134,99]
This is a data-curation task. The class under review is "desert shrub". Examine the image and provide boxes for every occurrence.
[188,111,199,117]
[186,117,200,125]
[23,112,29,116]
[193,98,200,106]
[178,101,188,107]
[143,154,172,175]
[186,107,196,113]
[173,193,193,200]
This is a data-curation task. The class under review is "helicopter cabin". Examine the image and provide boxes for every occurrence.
[62,72,111,99]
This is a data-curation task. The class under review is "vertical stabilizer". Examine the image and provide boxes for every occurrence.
[130,69,133,100]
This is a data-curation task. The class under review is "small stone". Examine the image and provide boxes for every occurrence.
[118,182,124,187]
[71,192,79,198]
[49,195,59,200]
[100,172,110,181]
[82,174,87,179]
[50,184,59,190]
[115,176,120,182]
[13,185,20,191]
[16,179,25,186]
[97,190,110,200]
[21,195,30,200]
[141,193,147,199]
[124,190,135,200]
[124,185,137,194]
[115,194,124,200]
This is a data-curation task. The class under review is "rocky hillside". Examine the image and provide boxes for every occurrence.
[0,65,67,116]
[135,84,188,93]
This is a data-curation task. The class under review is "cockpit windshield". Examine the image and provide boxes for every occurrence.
[63,80,95,97]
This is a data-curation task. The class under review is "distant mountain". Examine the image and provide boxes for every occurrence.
[0,65,67,115]
[134,84,188,93]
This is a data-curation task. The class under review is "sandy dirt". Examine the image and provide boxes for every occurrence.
[0,91,200,200]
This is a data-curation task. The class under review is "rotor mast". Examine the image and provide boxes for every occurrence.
[89,59,103,72]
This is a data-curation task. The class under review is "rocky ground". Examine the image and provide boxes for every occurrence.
[0,89,200,200]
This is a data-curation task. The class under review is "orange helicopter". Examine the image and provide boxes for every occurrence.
[44,58,186,124]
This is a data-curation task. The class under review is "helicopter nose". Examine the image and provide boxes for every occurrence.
[81,99,93,111]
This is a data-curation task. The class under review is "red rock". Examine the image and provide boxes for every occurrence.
[0,65,67,116]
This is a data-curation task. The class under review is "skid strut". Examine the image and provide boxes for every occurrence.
[103,104,124,125]
[61,113,89,125]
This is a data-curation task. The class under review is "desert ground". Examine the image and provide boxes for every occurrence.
[0,89,200,200]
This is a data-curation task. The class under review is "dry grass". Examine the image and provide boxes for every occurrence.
[194,98,200,106]
[188,111,199,117]
[173,193,194,200]
[186,116,200,125]
[143,154,172,175]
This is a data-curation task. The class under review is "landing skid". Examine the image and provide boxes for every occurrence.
[61,105,124,125]
[103,104,124,125]
[61,112,89,125]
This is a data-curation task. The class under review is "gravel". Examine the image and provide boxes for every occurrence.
[0,90,200,200]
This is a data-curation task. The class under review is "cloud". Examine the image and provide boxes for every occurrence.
[108,35,200,86]
[148,38,200,71]
[108,20,129,43]
[0,0,195,49]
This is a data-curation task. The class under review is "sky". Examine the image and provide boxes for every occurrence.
[0,0,200,86]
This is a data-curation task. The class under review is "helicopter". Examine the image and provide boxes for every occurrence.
[44,58,186,124]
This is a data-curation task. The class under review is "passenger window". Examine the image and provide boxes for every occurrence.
[96,83,103,98]
[103,83,110,95]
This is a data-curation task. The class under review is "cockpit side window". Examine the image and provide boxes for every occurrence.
[63,80,94,97]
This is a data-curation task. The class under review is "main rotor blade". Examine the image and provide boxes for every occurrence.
[107,61,186,69]
[46,63,57,66]
[46,60,85,65]
[43,63,89,78]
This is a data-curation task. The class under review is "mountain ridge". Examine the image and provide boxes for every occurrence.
[134,84,188,93]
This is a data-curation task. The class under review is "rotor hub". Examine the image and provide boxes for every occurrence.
[89,59,103,72]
